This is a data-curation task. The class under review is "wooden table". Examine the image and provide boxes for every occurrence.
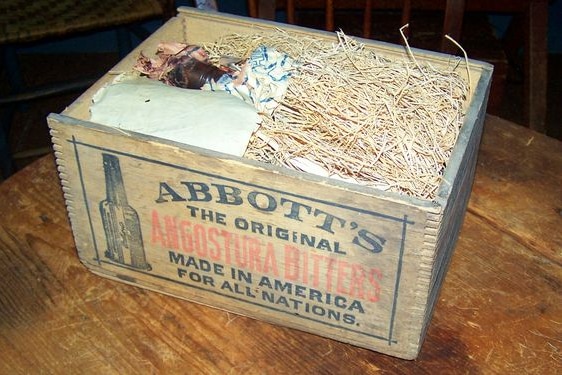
[0,115,560,373]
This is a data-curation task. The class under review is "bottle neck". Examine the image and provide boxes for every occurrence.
[102,153,129,205]
[168,56,226,89]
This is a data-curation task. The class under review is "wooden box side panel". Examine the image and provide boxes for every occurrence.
[420,70,493,337]
[48,113,435,359]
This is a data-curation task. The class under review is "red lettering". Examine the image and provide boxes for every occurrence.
[193,224,208,257]
[220,230,235,265]
[336,260,350,295]
[310,253,325,288]
[348,264,367,299]
[325,257,337,292]
[263,243,279,276]
[247,237,262,272]
[207,227,221,260]
[179,220,194,253]
[151,211,386,305]
[284,245,300,281]
[151,210,165,246]
[367,268,382,302]
[301,249,309,284]
[234,236,248,267]
[164,215,179,249]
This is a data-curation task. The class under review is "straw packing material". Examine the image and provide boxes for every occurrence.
[204,30,469,200]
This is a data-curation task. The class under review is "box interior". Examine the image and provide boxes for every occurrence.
[61,7,492,205]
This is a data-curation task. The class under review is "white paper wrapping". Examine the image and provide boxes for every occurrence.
[90,77,261,157]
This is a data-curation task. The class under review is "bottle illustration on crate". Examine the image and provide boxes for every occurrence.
[99,153,151,271]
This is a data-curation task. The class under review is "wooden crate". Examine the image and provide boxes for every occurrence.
[47,7,492,359]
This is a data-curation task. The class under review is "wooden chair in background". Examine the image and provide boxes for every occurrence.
[246,0,548,134]
[0,0,175,178]
[247,0,466,52]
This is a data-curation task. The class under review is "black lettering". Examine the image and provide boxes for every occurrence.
[181,182,212,202]
[156,182,186,203]
[213,184,243,205]
[169,251,185,265]
[334,296,347,309]
[259,276,273,288]
[202,275,215,287]
[280,198,312,221]
[276,296,290,308]
[309,289,323,303]
[349,300,365,314]
[220,280,233,292]
[343,314,356,325]
[262,290,274,303]
[353,229,386,253]
[248,191,277,211]
[234,217,249,230]
[274,279,293,293]
[313,209,346,234]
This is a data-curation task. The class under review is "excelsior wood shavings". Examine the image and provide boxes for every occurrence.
[204,30,469,200]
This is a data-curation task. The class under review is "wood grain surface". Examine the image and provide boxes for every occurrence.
[0,115,560,373]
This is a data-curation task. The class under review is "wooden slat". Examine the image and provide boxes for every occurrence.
[272,0,534,12]
[440,0,466,54]
[523,1,548,132]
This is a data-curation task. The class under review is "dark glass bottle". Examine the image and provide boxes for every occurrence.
[167,56,227,89]
[99,153,151,270]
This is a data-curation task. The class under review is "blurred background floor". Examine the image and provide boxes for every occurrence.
[1,3,561,180]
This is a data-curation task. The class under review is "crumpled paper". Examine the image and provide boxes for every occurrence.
[216,45,295,115]
[134,43,295,116]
